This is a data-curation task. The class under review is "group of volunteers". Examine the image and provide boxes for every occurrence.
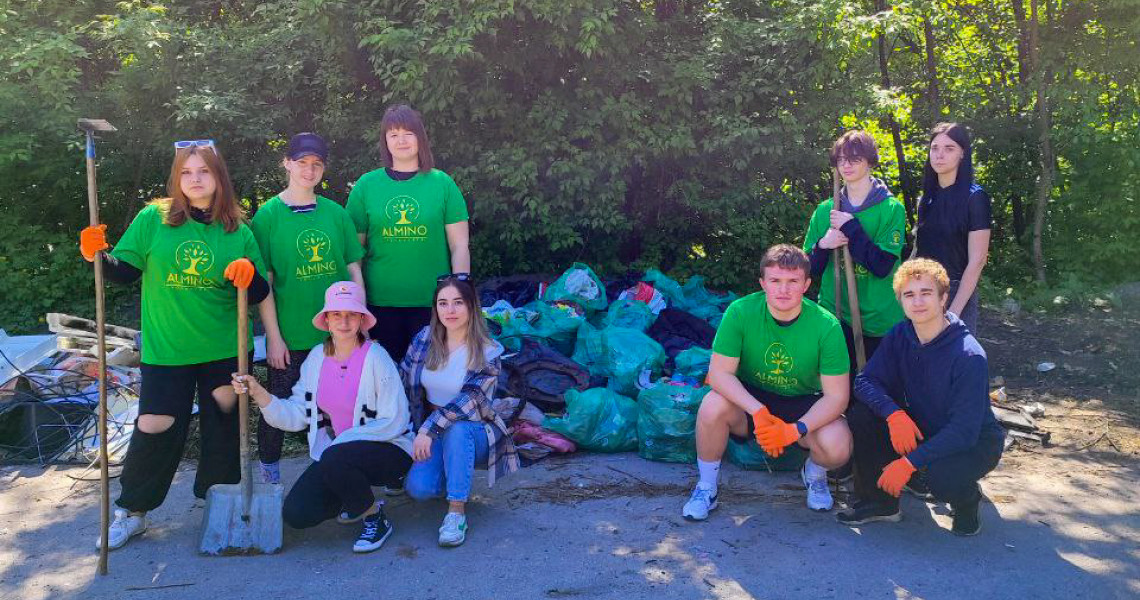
[80,105,508,553]
[77,101,1003,556]
[683,125,1003,537]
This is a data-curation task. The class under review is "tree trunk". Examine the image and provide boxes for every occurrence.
[922,14,941,117]
[1029,0,1053,283]
[1011,0,1030,86]
[874,0,917,225]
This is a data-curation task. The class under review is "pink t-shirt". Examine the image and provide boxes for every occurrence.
[316,341,372,436]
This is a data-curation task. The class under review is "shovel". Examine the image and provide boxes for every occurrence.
[79,118,115,575]
[831,169,866,370]
[199,286,283,555]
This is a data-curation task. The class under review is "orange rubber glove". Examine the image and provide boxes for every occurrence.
[750,406,778,445]
[223,258,255,289]
[756,418,801,458]
[886,410,924,455]
[80,225,109,262]
[877,457,917,497]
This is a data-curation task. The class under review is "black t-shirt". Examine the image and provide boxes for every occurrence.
[916,183,991,281]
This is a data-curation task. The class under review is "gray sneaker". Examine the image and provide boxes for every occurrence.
[96,509,147,551]
[682,483,719,521]
[802,463,834,512]
[438,512,468,547]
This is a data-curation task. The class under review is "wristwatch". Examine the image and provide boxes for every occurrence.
[795,420,808,437]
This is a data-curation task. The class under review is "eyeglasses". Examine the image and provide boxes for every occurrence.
[437,272,471,284]
[835,156,866,167]
[174,139,217,152]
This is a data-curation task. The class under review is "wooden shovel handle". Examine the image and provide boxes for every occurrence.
[237,286,251,519]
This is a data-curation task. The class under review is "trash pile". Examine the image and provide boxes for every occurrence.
[484,264,807,471]
[0,314,141,466]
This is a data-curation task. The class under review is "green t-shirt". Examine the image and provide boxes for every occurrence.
[251,196,366,350]
[802,196,906,337]
[111,203,267,366]
[711,293,849,396]
[346,168,468,307]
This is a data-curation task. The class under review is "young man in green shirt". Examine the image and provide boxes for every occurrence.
[683,245,852,519]
[803,130,906,375]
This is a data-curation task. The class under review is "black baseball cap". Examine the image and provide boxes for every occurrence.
[286,133,328,161]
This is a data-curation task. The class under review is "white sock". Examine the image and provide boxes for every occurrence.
[697,459,721,492]
[804,457,827,480]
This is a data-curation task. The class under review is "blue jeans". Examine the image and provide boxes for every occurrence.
[406,421,490,503]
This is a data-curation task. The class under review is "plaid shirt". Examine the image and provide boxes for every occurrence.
[401,327,520,487]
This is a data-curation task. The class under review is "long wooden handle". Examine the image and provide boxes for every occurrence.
[842,246,867,370]
[831,169,843,324]
[237,286,251,520]
[86,132,110,576]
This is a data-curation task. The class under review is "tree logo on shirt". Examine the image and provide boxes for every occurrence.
[294,229,338,281]
[168,240,216,288]
[381,195,428,241]
[297,229,332,263]
[892,230,902,246]
[764,342,794,375]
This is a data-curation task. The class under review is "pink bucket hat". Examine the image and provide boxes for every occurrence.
[313,281,377,332]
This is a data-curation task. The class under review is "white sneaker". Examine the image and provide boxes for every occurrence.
[802,461,834,512]
[682,483,718,521]
[96,509,147,551]
[438,512,468,547]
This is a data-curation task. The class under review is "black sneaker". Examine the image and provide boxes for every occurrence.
[353,507,393,553]
[836,500,902,526]
[903,471,935,501]
[950,498,981,536]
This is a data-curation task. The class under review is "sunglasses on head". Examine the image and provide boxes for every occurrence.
[436,272,472,284]
[174,139,217,152]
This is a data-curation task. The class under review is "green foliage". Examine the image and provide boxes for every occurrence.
[0,0,1137,335]
[0,218,136,333]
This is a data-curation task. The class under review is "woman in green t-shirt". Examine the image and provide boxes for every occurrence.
[347,104,471,364]
[251,133,366,485]
[79,140,270,552]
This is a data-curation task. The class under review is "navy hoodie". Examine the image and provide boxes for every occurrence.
[853,312,1004,468]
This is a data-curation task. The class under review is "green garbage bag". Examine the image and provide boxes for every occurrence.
[543,263,609,314]
[602,298,656,332]
[496,301,584,356]
[636,382,709,463]
[641,269,686,308]
[542,388,638,452]
[573,323,666,396]
[674,347,712,380]
[727,438,808,472]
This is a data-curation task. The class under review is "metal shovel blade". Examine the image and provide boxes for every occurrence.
[198,482,284,555]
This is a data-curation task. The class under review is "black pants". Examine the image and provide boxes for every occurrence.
[258,349,310,464]
[117,358,242,512]
[367,305,432,364]
[282,441,412,529]
[847,402,1005,509]
[840,320,884,381]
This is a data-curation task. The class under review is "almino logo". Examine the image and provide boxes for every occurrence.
[382,195,427,241]
[168,240,216,288]
[295,229,337,280]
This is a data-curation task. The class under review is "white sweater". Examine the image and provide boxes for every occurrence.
[261,343,414,461]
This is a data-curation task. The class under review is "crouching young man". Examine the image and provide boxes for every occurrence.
[837,258,1005,535]
[683,244,852,520]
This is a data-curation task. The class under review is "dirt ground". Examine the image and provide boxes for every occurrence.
[0,305,1137,599]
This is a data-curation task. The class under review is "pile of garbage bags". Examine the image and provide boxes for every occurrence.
[485,264,805,471]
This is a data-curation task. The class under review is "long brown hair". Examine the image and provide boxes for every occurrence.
[160,146,244,233]
[379,104,435,173]
[426,279,492,371]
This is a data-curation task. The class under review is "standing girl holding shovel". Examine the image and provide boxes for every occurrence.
[251,133,365,484]
[79,140,269,551]
[804,130,907,375]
